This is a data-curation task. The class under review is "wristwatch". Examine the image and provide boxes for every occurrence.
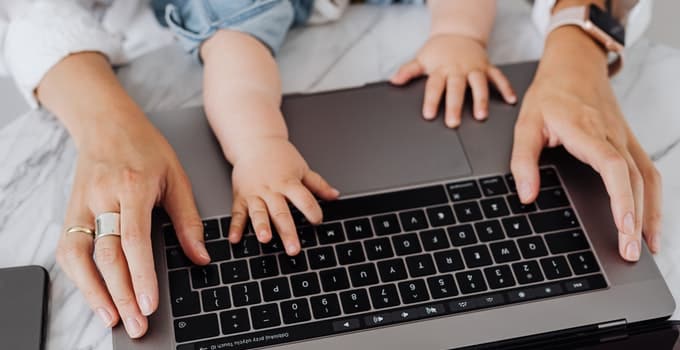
[547,4,626,76]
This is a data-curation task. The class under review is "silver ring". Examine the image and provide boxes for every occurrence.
[95,212,121,241]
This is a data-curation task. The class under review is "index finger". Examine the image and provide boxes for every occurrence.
[510,112,545,203]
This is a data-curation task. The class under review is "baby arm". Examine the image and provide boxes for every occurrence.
[201,30,339,256]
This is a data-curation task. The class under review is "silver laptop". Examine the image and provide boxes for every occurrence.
[114,61,675,349]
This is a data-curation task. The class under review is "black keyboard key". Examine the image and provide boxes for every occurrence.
[321,185,448,221]
[251,303,281,329]
[540,256,572,280]
[517,236,549,259]
[545,230,590,254]
[261,277,291,301]
[163,224,179,246]
[568,252,600,275]
[480,176,508,196]
[281,299,312,324]
[421,228,450,251]
[174,314,220,343]
[446,180,482,202]
[191,265,220,289]
[462,245,493,268]
[426,205,456,227]
[220,308,250,335]
[220,260,249,284]
[220,217,231,238]
[317,222,345,244]
[455,270,487,294]
[261,236,284,254]
[310,294,342,319]
[278,251,308,274]
[166,247,191,269]
[399,209,429,231]
[298,226,317,248]
[489,240,521,263]
[340,289,371,313]
[392,233,422,255]
[232,235,260,258]
[564,274,607,292]
[349,263,379,287]
[474,220,505,242]
[232,282,261,306]
[201,287,230,312]
[484,265,516,289]
[427,275,458,299]
[369,284,401,309]
[506,194,537,214]
[505,174,517,193]
[290,272,321,296]
[320,268,350,292]
[406,254,437,277]
[377,258,408,282]
[512,261,544,284]
[249,255,279,279]
[398,279,430,304]
[480,197,510,218]
[502,216,532,237]
[434,249,465,272]
[169,278,201,318]
[205,240,231,262]
[529,208,579,233]
[536,187,569,209]
[447,224,477,246]
[308,246,337,269]
[364,238,394,260]
[336,242,366,265]
[453,201,483,222]
[372,214,401,235]
[202,219,221,241]
[344,218,373,240]
[539,167,561,188]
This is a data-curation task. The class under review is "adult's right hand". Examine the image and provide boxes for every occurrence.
[55,116,210,338]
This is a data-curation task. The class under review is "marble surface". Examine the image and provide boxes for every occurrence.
[0,2,679,350]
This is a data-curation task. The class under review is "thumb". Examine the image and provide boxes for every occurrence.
[510,113,545,204]
[390,59,424,85]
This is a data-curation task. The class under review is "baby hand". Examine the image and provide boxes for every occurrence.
[227,137,339,255]
[391,34,516,128]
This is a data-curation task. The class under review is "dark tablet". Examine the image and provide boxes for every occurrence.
[0,265,48,350]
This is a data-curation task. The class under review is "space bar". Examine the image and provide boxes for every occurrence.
[320,184,449,222]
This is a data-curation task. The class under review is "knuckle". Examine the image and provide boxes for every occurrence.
[95,246,122,265]
[122,229,148,249]
[111,294,136,309]
[56,243,87,266]
[643,166,662,186]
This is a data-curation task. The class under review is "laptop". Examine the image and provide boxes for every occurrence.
[113,61,675,349]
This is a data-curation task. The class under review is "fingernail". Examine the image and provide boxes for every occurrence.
[331,188,340,196]
[652,235,661,252]
[194,240,210,261]
[124,317,143,338]
[258,230,268,240]
[518,181,532,201]
[286,243,299,255]
[96,308,113,327]
[476,110,487,120]
[626,240,640,261]
[623,212,635,236]
[139,294,153,316]
[508,95,517,104]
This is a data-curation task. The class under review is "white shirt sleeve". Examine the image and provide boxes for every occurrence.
[3,0,123,108]
[532,0,652,47]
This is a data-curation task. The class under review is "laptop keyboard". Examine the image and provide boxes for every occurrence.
[163,166,607,350]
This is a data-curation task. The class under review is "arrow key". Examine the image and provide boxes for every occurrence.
[332,318,360,332]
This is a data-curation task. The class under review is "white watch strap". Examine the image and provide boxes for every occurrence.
[547,6,587,34]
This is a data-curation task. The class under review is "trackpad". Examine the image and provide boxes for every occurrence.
[283,80,472,196]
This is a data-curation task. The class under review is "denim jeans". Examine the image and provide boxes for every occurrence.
[151,0,423,59]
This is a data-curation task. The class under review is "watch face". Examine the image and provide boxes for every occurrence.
[588,4,626,45]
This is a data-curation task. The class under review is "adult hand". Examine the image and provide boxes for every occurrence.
[511,28,661,262]
[227,136,339,255]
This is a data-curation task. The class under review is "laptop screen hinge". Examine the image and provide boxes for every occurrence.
[597,319,628,330]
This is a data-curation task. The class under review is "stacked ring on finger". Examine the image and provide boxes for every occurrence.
[65,226,96,240]
[95,212,122,241]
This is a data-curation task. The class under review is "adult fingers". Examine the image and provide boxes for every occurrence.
[390,59,424,85]
[284,182,324,225]
[487,66,517,105]
[510,112,545,203]
[94,235,148,338]
[119,191,158,316]
[302,170,340,201]
[628,136,663,253]
[618,149,644,261]
[444,75,467,128]
[163,169,210,265]
[228,196,249,244]
[246,196,272,243]
[262,193,300,255]
[468,70,489,120]
[423,74,446,120]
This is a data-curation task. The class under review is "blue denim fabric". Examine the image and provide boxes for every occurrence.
[151,0,424,60]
